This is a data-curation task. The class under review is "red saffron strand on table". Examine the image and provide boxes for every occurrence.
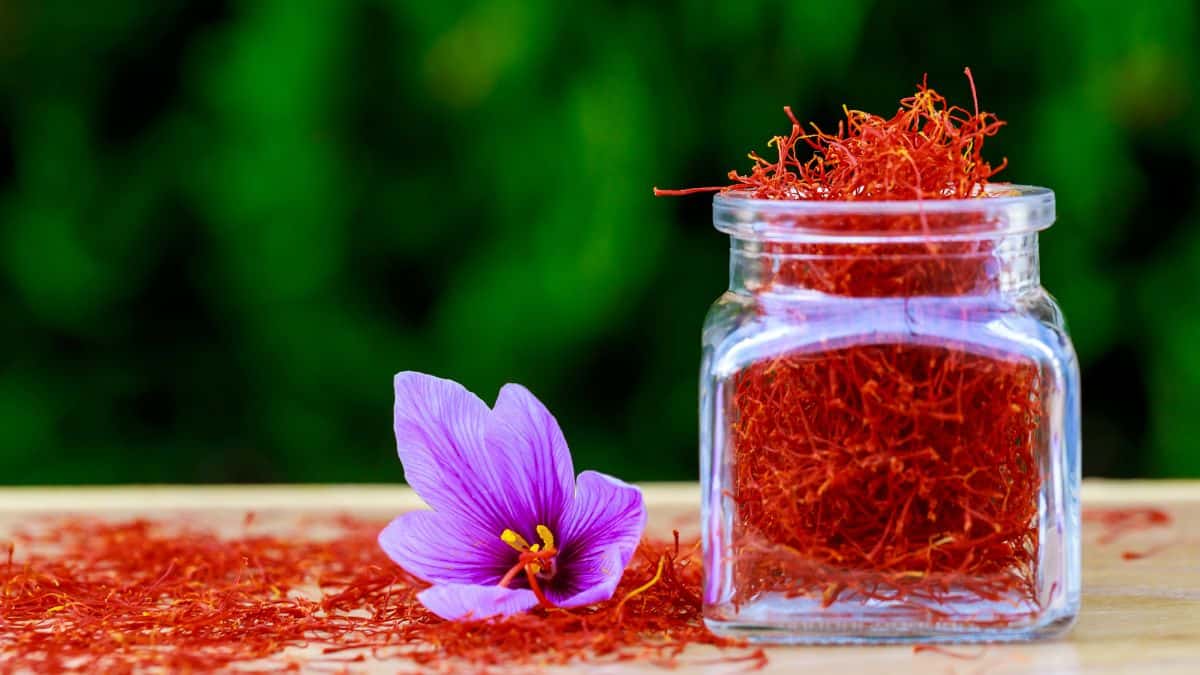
[1083,506,1174,560]
[1120,544,1173,561]
[1082,507,1172,544]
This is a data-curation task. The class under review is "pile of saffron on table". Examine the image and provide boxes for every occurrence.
[0,516,758,673]
[660,70,1048,621]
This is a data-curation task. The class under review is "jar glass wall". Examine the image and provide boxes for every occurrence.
[700,186,1080,643]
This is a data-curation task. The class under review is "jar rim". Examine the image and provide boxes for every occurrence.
[713,184,1055,243]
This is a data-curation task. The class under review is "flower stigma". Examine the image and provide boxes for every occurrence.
[497,525,558,607]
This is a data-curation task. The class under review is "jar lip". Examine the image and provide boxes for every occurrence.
[713,184,1055,243]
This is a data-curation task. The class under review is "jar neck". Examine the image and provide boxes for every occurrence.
[729,233,1041,298]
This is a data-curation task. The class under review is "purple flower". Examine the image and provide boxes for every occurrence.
[378,372,647,621]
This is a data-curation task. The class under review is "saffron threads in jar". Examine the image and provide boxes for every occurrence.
[660,70,1054,623]
[0,517,755,673]
[732,345,1042,613]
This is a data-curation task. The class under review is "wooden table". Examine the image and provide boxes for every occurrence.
[1,480,1197,674]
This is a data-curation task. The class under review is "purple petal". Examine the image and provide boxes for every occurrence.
[545,471,646,607]
[485,384,575,526]
[547,546,626,608]
[393,372,521,530]
[560,471,647,570]
[378,511,513,586]
[417,583,540,621]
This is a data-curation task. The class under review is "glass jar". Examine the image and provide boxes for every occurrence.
[700,186,1080,643]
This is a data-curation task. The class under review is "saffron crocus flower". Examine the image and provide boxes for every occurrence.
[379,372,647,621]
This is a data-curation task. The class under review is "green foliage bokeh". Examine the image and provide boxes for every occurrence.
[1,0,1197,483]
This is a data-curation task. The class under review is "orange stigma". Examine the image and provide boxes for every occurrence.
[497,525,558,607]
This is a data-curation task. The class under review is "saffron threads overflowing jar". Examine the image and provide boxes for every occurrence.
[683,75,1081,643]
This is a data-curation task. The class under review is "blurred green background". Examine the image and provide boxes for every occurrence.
[1,1,1197,484]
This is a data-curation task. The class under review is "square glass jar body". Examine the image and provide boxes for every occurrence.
[700,294,1081,643]
[699,188,1080,644]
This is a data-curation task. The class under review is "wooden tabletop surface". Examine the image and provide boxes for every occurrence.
[1,480,1197,674]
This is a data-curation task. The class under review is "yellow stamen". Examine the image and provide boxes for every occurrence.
[530,543,540,553]
[500,528,530,552]
[536,524,555,550]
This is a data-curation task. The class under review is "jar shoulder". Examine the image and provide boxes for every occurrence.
[702,291,757,351]
[703,288,1078,380]
[1020,287,1068,331]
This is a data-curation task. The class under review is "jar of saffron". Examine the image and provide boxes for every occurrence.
[700,186,1080,643]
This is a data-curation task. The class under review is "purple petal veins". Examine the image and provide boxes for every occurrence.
[417,584,540,621]
[378,511,512,586]
[485,384,575,528]
[379,372,647,620]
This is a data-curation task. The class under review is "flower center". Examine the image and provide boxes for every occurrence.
[497,524,558,607]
